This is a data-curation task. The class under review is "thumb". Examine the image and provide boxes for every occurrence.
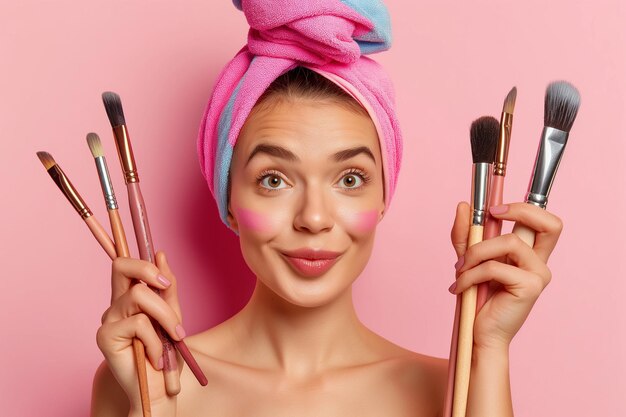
[155,250,183,322]
[451,201,470,259]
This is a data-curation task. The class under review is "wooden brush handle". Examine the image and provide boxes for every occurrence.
[512,222,536,247]
[443,293,462,417]
[84,216,117,260]
[109,209,152,417]
[452,224,484,417]
[132,338,152,417]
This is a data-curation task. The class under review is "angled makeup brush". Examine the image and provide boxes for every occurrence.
[87,133,152,417]
[477,87,517,311]
[513,81,581,247]
[102,92,208,393]
[449,116,499,417]
[36,151,117,259]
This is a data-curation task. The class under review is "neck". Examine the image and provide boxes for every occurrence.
[234,278,369,378]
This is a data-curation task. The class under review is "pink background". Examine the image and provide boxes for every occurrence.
[2,1,624,415]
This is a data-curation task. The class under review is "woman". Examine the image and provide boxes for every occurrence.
[91,1,562,416]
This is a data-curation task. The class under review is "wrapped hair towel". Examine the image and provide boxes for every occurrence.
[198,0,403,230]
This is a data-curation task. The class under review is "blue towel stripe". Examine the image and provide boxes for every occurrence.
[215,72,248,231]
[340,0,392,53]
[232,0,391,54]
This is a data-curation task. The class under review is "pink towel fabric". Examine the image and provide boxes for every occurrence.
[198,0,402,230]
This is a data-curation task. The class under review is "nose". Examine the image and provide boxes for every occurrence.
[293,183,334,234]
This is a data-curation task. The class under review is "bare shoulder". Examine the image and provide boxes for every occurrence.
[360,331,449,416]
[90,360,130,417]
[182,316,241,357]
[387,351,448,410]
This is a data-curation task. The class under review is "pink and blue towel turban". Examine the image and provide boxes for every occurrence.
[197,0,403,230]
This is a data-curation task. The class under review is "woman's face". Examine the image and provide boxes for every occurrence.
[227,96,385,307]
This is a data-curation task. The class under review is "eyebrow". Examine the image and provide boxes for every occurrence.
[245,143,376,166]
[333,146,376,163]
[246,143,298,166]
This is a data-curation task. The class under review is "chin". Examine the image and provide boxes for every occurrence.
[276,280,350,308]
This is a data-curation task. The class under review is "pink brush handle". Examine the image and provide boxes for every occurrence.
[476,175,505,312]
[127,182,208,390]
[127,183,156,263]
[127,182,181,395]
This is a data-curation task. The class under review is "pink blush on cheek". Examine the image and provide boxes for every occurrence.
[350,209,379,233]
[235,207,271,233]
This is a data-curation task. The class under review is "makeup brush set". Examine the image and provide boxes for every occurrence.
[37,92,208,417]
[37,82,580,416]
[443,81,581,417]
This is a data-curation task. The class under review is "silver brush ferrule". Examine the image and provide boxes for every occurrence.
[525,127,569,209]
[471,163,491,226]
[95,156,118,210]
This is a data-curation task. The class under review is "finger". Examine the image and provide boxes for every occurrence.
[456,233,550,279]
[450,260,549,300]
[450,201,471,259]
[97,313,165,371]
[155,251,182,322]
[111,257,172,302]
[103,283,185,343]
[488,203,563,263]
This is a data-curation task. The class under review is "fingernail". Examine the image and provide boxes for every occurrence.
[454,256,464,271]
[490,204,509,215]
[157,274,171,287]
[157,356,164,370]
[448,282,457,294]
[176,324,186,339]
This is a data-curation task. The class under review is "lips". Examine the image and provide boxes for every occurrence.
[280,248,342,277]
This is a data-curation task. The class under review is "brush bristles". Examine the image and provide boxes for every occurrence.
[503,86,517,114]
[544,81,581,132]
[86,132,104,158]
[102,91,126,127]
[470,116,499,164]
[36,151,56,170]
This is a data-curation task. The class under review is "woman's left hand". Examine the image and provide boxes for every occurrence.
[449,202,563,350]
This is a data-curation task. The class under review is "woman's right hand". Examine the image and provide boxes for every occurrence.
[95,250,184,413]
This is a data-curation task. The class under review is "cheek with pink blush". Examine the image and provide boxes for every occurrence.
[340,209,379,234]
[234,206,295,235]
[234,207,272,233]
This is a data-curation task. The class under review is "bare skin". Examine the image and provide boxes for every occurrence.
[92,98,562,417]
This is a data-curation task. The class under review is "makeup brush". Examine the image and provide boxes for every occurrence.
[451,116,499,417]
[476,87,517,312]
[36,151,117,259]
[86,133,132,259]
[87,133,152,417]
[513,81,581,247]
[102,92,208,393]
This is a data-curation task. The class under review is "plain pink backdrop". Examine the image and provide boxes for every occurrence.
[2,1,624,415]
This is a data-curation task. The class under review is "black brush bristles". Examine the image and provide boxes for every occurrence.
[470,116,499,164]
[102,91,126,127]
[544,81,581,132]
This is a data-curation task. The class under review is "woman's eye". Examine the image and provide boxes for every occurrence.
[260,174,287,190]
[338,173,363,189]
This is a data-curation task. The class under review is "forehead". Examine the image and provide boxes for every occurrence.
[234,98,381,162]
